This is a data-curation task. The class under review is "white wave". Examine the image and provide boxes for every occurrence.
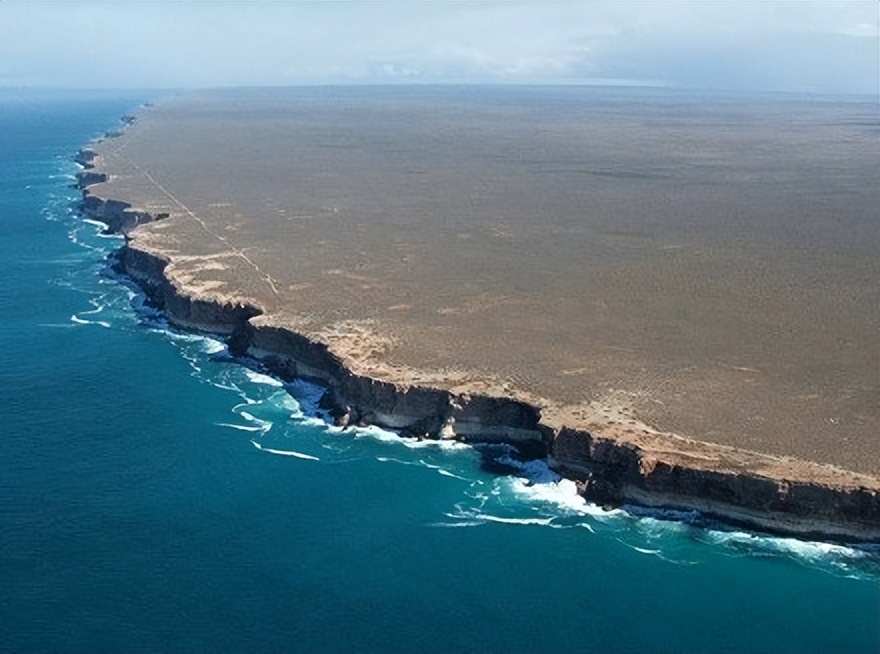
[415,458,471,480]
[232,399,258,412]
[579,503,628,520]
[162,331,207,345]
[771,538,866,561]
[200,338,226,355]
[333,423,470,451]
[233,390,302,419]
[628,518,691,546]
[632,546,662,555]
[437,469,469,480]
[440,503,574,529]
[489,454,632,522]
[402,438,469,450]
[244,369,284,387]
[376,456,421,467]
[500,460,592,515]
[604,516,879,574]
[250,440,319,460]
[479,514,556,527]
[79,300,108,317]
[513,479,601,515]
[237,411,272,434]
[210,381,242,394]
[613,538,700,565]
[81,218,110,230]
[216,422,264,433]
[66,228,104,252]
[70,314,111,328]
[282,394,304,414]
[349,424,410,442]
[578,523,596,533]
[703,528,872,565]
[300,415,330,429]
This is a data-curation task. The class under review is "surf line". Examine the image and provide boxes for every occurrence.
[250,439,320,461]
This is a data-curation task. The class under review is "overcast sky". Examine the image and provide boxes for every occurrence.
[1,1,877,95]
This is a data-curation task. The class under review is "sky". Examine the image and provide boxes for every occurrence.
[0,1,877,95]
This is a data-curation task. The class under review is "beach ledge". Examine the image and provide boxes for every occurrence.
[76,130,880,544]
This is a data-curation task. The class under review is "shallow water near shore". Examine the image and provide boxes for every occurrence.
[1,89,878,653]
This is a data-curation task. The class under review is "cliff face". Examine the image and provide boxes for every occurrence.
[551,426,880,539]
[74,148,98,169]
[76,171,107,189]
[119,243,261,335]
[80,188,170,235]
[78,156,880,544]
[241,317,544,443]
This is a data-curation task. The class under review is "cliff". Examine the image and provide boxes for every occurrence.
[550,425,880,541]
[76,147,880,545]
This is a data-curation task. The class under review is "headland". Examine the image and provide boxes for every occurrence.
[78,87,880,541]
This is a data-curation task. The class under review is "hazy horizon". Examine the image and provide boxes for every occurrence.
[1,1,877,96]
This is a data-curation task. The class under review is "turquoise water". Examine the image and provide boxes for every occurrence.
[0,89,877,653]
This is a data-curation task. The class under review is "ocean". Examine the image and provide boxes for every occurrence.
[0,88,877,653]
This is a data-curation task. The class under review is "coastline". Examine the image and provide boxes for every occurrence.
[76,121,880,544]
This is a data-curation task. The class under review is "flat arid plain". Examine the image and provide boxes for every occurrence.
[90,86,878,476]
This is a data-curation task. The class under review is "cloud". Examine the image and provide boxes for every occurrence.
[0,1,876,94]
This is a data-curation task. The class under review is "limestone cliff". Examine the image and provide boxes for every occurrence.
[550,425,880,541]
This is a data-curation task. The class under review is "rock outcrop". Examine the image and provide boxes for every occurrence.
[74,148,98,169]
[76,171,107,189]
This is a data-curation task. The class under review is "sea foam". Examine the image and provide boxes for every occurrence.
[250,440,319,461]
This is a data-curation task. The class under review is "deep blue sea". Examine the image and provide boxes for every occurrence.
[1,89,877,653]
